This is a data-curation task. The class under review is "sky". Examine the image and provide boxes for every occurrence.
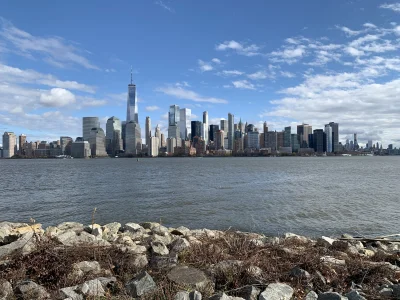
[1,0,400,147]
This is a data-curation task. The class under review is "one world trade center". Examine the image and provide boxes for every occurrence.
[126,68,139,124]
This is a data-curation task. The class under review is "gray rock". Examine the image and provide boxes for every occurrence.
[392,284,400,298]
[91,227,102,238]
[235,285,260,300]
[140,222,160,230]
[152,225,170,236]
[189,290,202,300]
[151,233,173,245]
[57,222,84,233]
[345,290,366,300]
[59,286,82,300]
[331,241,350,251]
[78,279,105,297]
[151,241,169,256]
[0,279,14,299]
[320,256,346,266]
[171,237,190,253]
[73,261,101,274]
[284,233,309,243]
[215,260,244,273]
[0,225,11,244]
[259,283,294,300]
[132,254,149,269]
[125,271,157,297]
[103,222,121,234]
[15,280,50,299]
[305,291,318,300]
[0,232,34,259]
[209,293,244,300]
[96,276,117,288]
[175,291,190,300]
[150,253,178,269]
[341,233,353,239]
[290,266,311,279]
[168,266,212,291]
[124,223,144,233]
[171,226,190,236]
[317,236,335,247]
[318,292,348,300]
[56,230,110,246]
[379,287,393,297]
[117,244,147,255]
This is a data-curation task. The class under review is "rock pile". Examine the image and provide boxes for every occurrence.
[0,221,400,299]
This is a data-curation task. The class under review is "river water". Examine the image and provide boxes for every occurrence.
[0,156,398,237]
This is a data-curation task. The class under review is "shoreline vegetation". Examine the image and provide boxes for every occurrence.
[1,221,400,299]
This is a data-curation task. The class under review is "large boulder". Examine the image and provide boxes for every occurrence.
[289,266,311,279]
[0,232,35,259]
[55,230,110,247]
[58,286,82,300]
[318,292,348,300]
[209,293,244,300]
[68,261,102,279]
[235,285,261,300]
[14,280,50,299]
[170,237,190,254]
[77,279,105,297]
[175,291,190,300]
[167,266,213,291]
[345,290,366,300]
[0,279,14,299]
[259,283,294,300]
[125,271,156,297]
[305,291,318,300]
[151,241,169,256]
[57,222,84,233]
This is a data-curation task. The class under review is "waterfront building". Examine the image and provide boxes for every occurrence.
[2,132,16,158]
[193,136,206,156]
[191,121,203,142]
[329,122,339,152]
[297,124,312,148]
[155,124,161,143]
[228,113,234,150]
[145,116,151,147]
[259,133,265,148]
[106,117,122,154]
[313,129,325,153]
[167,137,176,154]
[368,140,373,149]
[125,121,142,155]
[203,111,209,145]
[126,69,138,123]
[60,136,73,155]
[354,133,358,150]
[122,121,127,150]
[82,117,99,141]
[263,121,268,133]
[168,105,180,139]
[246,124,255,133]
[179,108,191,140]
[325,124,333,153]
[284,126,291,148]
[89,128,107,157]
[220,119,228,138]
[233,136,244,153]
[265,131,277,151]
[71,141,91,158]
[215,130,224,150]
[247,131,260,149]
[209,125,219,142]
[18,134,26,155]
[161,133,166,148]
[277,131,284,149]
[149,136,159,157]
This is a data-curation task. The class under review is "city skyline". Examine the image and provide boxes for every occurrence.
[1,1,400,147]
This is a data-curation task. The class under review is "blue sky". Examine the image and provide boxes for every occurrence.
[1,0,400,146]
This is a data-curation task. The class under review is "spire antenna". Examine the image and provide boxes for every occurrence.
[130,66,133,84]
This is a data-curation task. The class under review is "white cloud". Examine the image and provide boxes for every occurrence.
[280,71,296,78]
[198,59,213,72]
[216,40,261,56]
[380,3,400,12]
[154,0,175,13]
[363,23,377,29]
[247,71,268,80]
[105,68,116,73]
[270,45,306,64]
[156,86,228,104]
[346,46,365,56]
[39,88,76,107]
[211,58,221,64]
[218,70,244,76]
[0,63,96,93]
[175,81,190,87]
[337,26,363,37]
[232,80,256,90]
[0,18,99,70]
[145,105,161,111]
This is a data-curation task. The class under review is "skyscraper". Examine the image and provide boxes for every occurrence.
[2,132,16,158]
[60,136,73,155]
[297,124,312,148]
[265,131,277,151]
[283,126,291,148]
[126,68,138,123]
[215,130,224,150]
[18,134,26,155]
[203,111,209,145]
[83,117,99,141]
[168,105,180,138]
[329,122,339,152]
[191,121,203,141]
[228,113,234,150]
[263,122,268,133]
[354,133,358,150]
[155,124,161,141]
[220,119,228,138]
[125,121,142,155]
[325,124,332,153]
[88,128,107,157]
[106,117,122,154]
[247,131,260,149]
[209,125,219,142]
[145,116,151,146]
[313,129,325,153]
[179,108,191,140]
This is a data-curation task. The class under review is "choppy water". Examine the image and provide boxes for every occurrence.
[0,156,399,237]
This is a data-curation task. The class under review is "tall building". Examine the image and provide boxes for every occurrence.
[145,116,151,146]
[126,68,138,123]
[2,132,16,158]
[209,125,219,142]
[203,111,209,145]
[215,130,224,150]
[265,131,277,151]
[313,129,325,153]
[354,133,358,150]
[263,122,268,133]
[368,140,373,149]
[168,105,180,138]
[60,136,73,155]
[155,124,161,141]
[191,121,203,141]
[106,117,122,154]
[283,127,291,148]
[149,136,159,157]
[179,108,191,140]
[247,131,260,149]
[297,124,312,148]
[161,133,166,148]
[329,122,339,152]
[88,128,107,157]
[228,113,234,150]
[125,121,142,155]
[291,134,300,152]
[82,117,99,141]
[277,131,284,149]
[325,124,333,153]
[18,134,26,155]
[220,119,228,138]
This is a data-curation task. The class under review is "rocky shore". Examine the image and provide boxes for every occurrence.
[1,221,400,299]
